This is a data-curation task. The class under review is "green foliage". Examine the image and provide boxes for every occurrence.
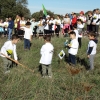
[31,10,55,21]
[0,35,100,100]
[0,0,30,19]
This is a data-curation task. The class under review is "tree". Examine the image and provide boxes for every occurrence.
[31,10,55,21]
[0,0,30,19]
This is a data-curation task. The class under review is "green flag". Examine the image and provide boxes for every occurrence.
[42,4,47,16]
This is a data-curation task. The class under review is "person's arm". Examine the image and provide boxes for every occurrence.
[13,45,18,63]
[0,42,9,57]
[87,41,94,58]
[40,45,45,55]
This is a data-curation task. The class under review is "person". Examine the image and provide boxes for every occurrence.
[86,11,93,32]
[68,31,79,66]
[0,34,19,74]
[44,15,50,36]
[71,13,77,29]
[21,22,33,50]
[4,18,9,37]
[49,16,55,37]
[37,17,44,39]
[8,17,14,40]
[63,14,71,36]
[39,36,54,78]
[87,32,98,70]
[73,24,79,40]
[19,16,26,39]
[55,15,61,37]
[0,19,4,37]
[77,19,84,48]
[14,15,20,34]
[31,18,38,37]
[91,9,100,36]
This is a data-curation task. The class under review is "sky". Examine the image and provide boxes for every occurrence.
[27,0,100,15]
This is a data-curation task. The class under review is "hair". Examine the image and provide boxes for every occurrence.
[77,19,83,24]
[25,22,31,25]
[89,32,96,37]
[43,36,51,42]
[12,34,19,40]
[69,31,76,36]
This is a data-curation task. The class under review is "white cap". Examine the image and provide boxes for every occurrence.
[46,15,50,18]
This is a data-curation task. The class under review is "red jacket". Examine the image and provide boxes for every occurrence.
[72,17,77,26]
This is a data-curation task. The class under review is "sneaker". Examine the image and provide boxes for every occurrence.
[5,70,10,74]
[48,76,52,78]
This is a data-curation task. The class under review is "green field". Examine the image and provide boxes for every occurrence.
[0,35,100,100]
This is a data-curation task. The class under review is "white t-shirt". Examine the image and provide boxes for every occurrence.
[0,41,17,60]
[74,29,78,40]
[20,20,26,27]
[23,27,33,39]
[77,24,84,38]
[87,40,97,55]
[44,20,49,30]
[49,20,55,30]
[55,19,61,25]
[92,14,100,25]
[4,22,9,31]
[40,43,54,65]
[68,39,79,55]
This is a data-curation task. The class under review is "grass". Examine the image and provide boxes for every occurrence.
[0,35,100,100]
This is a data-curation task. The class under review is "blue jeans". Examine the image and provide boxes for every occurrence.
[68,53,76,65]
[8,28,13,40]
[24,39,30,50]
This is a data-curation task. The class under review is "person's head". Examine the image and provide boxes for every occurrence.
[11,34,20,44]
[32,18,35,22]
[88,11,93,16]
[79,11,84,16]
[50,16,54,20]
[25,22,31,28]
[88,32,96,40]
[21,17,25,21]
[46,15,50,19]
[69,31,76,39]
[43,36,51,43]
[77,19,83,24]
[8,17,12,21]
[65,14,69,18]
[57,15,60,19]
[72,13,77,17]
[96,8,100,14]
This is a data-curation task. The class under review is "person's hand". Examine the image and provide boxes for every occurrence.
[92,23,96,25]
[68,44,71,47]
[15,60,19,64]
[87,55,90,58]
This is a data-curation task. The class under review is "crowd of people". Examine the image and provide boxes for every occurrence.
[0,8,99,77]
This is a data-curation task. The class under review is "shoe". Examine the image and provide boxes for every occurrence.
[48,76,52,78]
[5,70,10,74]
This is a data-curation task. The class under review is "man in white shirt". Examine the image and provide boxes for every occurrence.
[40,36,54,78]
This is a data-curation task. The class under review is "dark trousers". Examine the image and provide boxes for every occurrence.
[78,38,82,48]
[55,25,60,37]
[87,25,92,32]
[24,39,30,50]
[68,53,76,65]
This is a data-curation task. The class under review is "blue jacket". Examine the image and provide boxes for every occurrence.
[8,20,14,29]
